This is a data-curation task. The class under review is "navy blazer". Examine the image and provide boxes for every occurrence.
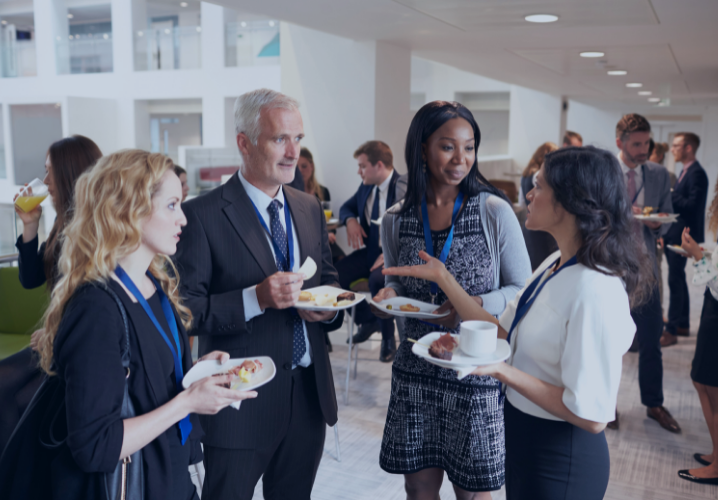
[666,160,709,244]
[338,170,401,239]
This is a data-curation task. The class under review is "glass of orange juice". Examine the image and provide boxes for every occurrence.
[321,201,332,222]
[15,178,49,214]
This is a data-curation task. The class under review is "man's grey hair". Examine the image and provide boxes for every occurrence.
[234,88,300,145]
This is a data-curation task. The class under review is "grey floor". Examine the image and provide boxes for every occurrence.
[244,259,717,499]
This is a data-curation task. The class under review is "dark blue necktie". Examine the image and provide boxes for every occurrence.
[266,200,306,365]
[367,187,381,265]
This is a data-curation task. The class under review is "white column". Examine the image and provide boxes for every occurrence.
[111,0,133,75]
[201,2,223,71]
[32,0,58,77]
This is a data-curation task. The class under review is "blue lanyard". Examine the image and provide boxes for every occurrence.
[115,266,192,445]
[250,197,295,271]
[631,164,645,205]
[420,192,464,303]
[506,255,578,345]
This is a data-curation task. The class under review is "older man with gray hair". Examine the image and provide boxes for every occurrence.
[174,88,342,499]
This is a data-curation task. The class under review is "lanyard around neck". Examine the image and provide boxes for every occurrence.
[420,191,464,303]
[506,255,578,346]
[250,197,295,271]
[114,266,192,445]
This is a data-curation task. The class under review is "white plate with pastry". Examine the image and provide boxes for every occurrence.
[369,296,451,319]
[411,332,510,369]
[294,285,365,311]
[634,213,678,223]
[666,243,715,258]
[183,356,276,409]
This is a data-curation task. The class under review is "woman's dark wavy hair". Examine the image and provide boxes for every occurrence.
[399,101,508,215]
[543,146,654,307]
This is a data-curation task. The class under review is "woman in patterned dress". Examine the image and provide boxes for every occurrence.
[372,101,531,499]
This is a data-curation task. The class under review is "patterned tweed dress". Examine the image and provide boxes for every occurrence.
[379,195,505,492]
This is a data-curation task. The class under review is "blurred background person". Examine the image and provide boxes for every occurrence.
[0,135,102,453]
[662,132,709,347]
[519,142,559,270]
[562,130,583,148]
[174,164,190,202]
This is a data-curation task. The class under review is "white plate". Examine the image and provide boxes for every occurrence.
[667,243,715,258]
[294,285,365,311]
[369,297,450,319]
[327,218,339,225]
[371,217,383,226]
[411,332,510,368]
[183,356,276,391]
[634,214,678,223]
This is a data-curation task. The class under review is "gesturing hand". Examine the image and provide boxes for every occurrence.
[256,272,305,310]
[346,218,367,250]
[382,250,447,284]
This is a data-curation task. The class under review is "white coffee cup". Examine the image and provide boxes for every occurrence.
[459,321,498,357]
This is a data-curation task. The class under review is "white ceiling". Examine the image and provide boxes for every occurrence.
[211,0,718,107]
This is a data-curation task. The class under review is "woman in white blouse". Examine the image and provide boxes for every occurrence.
[385,146,654,499]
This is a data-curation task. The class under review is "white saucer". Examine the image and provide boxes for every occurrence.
[411,332,510,368]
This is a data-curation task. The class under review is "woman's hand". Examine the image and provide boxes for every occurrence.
[681,227,703,260]
[13,185,42,242]
[382,251,449,286]
[197,350,230,365]
[423,300,460,329]
[470,362,505,378]
[182,375,257,415]
[369,287,398,319]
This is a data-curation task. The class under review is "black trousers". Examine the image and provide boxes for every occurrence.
[504,400,609,500]
[335,248,395,341]
[665,249,690,334]
[201,366,326,500]
[631,287,664,408]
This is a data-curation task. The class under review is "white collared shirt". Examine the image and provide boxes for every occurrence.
[363,172,393,247]
[618,155,644,207]
[498,251,635,423]
[237,169,312,368]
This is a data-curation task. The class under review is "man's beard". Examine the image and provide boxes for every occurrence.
[624,150,647,165]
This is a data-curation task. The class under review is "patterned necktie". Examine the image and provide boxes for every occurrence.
[626,170,643,241]
[266,199,306,365]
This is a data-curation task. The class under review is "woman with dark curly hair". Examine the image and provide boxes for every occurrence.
[386,146,654,499]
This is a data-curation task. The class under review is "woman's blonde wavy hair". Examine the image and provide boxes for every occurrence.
[38,149,192,374]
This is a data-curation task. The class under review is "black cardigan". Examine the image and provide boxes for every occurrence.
[15,235,49,289]
[51,280,203,500]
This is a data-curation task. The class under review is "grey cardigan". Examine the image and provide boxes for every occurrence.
[382,192,532,317]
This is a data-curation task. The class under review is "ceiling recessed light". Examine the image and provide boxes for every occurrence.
[103,33,108,39]
[67,14,74,19]
[638,91,652,96]
[525,14,559,23]
[240,21,247,27]
[180,2,188,7]
[1,20,6,25]
[648,97,661,102]
[269,21,275,27]
[607,70,627,75]
[164,28,170,34]
[580,51,605,58]
[626,82,643,88]
[196,26,201,32]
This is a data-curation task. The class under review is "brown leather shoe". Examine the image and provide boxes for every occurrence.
[607,411,619,430]
[675,327,689,337]
[647,406,681,433]
[660,331,678,347]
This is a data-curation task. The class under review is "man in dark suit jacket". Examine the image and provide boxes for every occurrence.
[609,114,680,433]
[174,89,343,500]
[337,141,401,362]
[662,132,709,347]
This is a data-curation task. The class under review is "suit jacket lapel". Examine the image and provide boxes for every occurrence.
[387,170,400,208]
[221,174,278,278]
[284,188,310,266]
[358,185,371,226]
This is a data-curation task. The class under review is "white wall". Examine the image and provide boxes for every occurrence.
[566,100,622,153]
[66,96,118,155]
[700,106,718,242]
[10,103,62,185]
[508,85,562,170]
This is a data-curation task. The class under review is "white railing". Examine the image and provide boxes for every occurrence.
[134,26,202,71]
[56,35,113,74]
[225,21,279,67]
[1,39,37,78]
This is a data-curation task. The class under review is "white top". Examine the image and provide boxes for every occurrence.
[692,247,718,301]
[498,251,635,423]
[237,169,313,368]
[618,155,644,207]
